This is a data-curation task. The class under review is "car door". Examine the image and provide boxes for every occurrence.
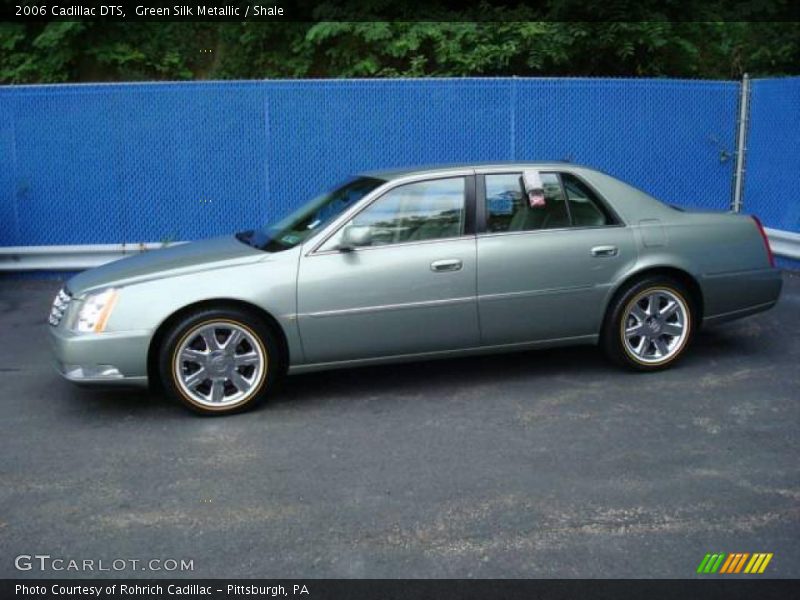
[296,174,480,364]
[476,170,637,345]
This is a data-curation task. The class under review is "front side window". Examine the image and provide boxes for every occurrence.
[324,177,466,249]
[485,172,569,232]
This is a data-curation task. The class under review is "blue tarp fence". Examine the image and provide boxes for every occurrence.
[0,77,797,249]
[743,77,800,234]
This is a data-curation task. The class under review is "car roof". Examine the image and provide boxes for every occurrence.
[358,161,595,181]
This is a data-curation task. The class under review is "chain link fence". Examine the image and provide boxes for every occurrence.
[745,77,800,232]
[1,78,741,248]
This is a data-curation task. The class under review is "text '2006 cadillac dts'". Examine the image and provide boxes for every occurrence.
[48,163,782,415]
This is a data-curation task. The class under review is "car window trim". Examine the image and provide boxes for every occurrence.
[307,173,475,255]
[554,172,574,226]
[475,174,487,234]
[464,174,477,236]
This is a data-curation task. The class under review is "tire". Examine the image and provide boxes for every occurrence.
[602,276,694,371]
[158,306,283,415]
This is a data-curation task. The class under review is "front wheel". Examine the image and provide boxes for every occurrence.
[602,277,694,371]
[158,307,282,415]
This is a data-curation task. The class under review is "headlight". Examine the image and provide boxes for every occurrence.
[72,288,119,333]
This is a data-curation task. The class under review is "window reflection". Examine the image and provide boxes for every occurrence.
[350,177,466,246]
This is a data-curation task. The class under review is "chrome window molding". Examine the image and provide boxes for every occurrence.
[477,223,626,240]
[308,233,477,257]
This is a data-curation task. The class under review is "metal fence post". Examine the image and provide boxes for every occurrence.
[731,73,751,212]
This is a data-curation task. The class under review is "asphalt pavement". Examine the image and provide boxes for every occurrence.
[1,274,798,578]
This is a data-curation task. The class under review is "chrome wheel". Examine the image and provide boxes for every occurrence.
[622,288,690,365]
[173,320,266,408]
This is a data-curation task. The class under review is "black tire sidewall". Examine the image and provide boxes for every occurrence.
[158,307,281,415]
[603,277,694,371]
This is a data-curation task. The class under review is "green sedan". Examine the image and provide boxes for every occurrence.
[48,163,782,415]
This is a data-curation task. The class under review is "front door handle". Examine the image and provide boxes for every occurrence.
[430,259,463,272]
[591,245,619,257]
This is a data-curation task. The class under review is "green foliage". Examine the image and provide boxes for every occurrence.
[1,21,86,82]
[1,17,798,84]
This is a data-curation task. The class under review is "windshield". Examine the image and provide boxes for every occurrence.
[238,176,385,252]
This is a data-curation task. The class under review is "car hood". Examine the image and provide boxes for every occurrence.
[66,235,267,296]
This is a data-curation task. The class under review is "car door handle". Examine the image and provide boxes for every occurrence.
[430,259,463,272]
[591,245,618,257]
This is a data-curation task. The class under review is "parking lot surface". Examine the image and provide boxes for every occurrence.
[1,274,798,578]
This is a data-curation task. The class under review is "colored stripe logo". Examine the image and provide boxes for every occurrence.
[697,553,773,574]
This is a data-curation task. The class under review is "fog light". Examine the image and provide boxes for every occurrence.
[63,364,124,380]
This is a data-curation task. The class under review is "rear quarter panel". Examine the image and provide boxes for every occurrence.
[654,211,781,319]
[578,167,781,322]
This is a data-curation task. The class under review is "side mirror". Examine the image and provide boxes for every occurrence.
[339,225,372,251]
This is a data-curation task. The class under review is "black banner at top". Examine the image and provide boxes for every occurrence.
[3,0,800,22]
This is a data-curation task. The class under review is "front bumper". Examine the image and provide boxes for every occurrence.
[49,326,151,387]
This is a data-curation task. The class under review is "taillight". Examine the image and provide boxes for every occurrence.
[751,215,775,268]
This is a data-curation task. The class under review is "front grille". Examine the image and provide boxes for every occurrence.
[49,287,72,327]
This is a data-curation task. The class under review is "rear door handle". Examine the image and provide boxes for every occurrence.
[431,259,463,272]
[591,245,618,257]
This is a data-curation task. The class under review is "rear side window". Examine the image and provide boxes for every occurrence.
[560,173,614,227]
[485,172,570,232]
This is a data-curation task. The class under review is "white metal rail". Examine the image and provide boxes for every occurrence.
[0,242,185,271]
[765,228,800,261]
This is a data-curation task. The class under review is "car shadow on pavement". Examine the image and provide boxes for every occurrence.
[58,324,761,416]
[272,326,759,409]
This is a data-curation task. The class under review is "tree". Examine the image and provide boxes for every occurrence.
[1,4,798,83]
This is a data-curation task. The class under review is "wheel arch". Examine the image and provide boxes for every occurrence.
[604,266,704,331]
[147,298,290,391]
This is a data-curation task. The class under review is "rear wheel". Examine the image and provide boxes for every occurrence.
[602,277,693,371]
[158,307,282,415]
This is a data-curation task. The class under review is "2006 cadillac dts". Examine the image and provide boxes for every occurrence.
[49,163,782,415]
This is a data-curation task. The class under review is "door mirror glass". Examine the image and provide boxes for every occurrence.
[339,224,373,250]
